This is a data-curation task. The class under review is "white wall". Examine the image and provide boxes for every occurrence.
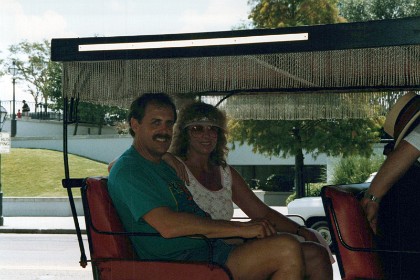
[7,118,385,181]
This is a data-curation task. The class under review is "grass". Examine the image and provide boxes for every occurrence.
[1,148,108,197]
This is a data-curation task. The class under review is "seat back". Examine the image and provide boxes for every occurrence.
[321,185,384,280]
[83,177,136,260]
[82,177,233,280]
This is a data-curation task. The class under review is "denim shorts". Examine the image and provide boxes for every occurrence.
[174,239,236,266]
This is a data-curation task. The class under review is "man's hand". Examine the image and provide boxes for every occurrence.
[361,198,379,234]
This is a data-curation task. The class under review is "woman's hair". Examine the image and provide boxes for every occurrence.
[170,102,228,167]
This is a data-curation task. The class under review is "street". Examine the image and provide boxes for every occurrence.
[0,233,341,279]
[0,234,91,280]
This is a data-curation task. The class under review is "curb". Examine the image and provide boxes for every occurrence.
[0,228,86,234]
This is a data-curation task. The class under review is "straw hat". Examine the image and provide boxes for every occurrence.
[383,92,419,146]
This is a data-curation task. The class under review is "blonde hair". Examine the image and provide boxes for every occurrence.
[170,102,228,167]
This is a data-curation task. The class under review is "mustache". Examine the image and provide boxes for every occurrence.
[153,134,171,141]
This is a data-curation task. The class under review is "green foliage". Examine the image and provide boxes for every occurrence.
[2,148,108,197]
[248,0,345,28]
[229,118,384,158]
[339,0,420,22]
[229,1,387,186]
[72,101,128,134]
[46,60,63,112]
[330,154,385,184]
[285,182,325,204]
[7,40,62,110]
[0,55,4,77]
[262,174,294,191]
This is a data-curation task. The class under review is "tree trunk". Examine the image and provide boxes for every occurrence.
[295,148,305,198]
[73,122,78,136]
[293,127,305,198]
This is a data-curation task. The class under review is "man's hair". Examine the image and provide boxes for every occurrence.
[127,93,177,137]
[170,102,228,167]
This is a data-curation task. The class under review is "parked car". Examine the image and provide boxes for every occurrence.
[287,173,376,249]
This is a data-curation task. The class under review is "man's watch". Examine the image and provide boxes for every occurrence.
[363,191,381,203]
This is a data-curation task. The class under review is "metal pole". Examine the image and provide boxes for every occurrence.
[0,153,3,226]
[11,78,17,137]
[0,99,3,225]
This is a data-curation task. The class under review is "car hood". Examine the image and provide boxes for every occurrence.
[287,197,325,219]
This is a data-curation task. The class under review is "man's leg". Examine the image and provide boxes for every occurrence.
[226,234,304,280]
[301,242,333,280]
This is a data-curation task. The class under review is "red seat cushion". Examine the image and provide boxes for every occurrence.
[95,260,232,280]
[83,177,232,280]
[322,186,384,280]
[85,177,136,260]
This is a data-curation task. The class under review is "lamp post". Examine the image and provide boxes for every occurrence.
[0,104,8,226]
[8,61,18,137]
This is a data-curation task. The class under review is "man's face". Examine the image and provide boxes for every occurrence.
[131,103,175,162]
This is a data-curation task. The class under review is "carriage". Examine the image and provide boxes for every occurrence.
[52,16,420,279]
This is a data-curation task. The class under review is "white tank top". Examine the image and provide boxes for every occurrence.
[179,159,234,220]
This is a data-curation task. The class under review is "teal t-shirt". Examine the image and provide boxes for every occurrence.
[108,146,209,260]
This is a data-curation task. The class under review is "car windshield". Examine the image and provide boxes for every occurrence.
[365,172,377,183]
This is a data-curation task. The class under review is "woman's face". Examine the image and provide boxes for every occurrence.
[186,125,219,155]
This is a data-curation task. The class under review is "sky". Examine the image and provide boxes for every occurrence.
[0,0,251,103]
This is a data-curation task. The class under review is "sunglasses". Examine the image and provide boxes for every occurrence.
[188,125,219,138]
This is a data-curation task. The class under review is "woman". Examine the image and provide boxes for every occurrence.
[164,101,334,279]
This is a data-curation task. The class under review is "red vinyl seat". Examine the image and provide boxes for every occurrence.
[82,177,232,280]
[321,185,384,280]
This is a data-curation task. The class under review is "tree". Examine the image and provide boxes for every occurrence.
[0,54,4,77]
[229,0,385,197]
[73,102,127,135]
[230,119,383,159]
[44,58,63,113]
[339,0,420,22]
[6,39,62,114]
[248,0,346,28]
[4,39,128,135]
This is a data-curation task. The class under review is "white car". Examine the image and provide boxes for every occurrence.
[287,174,375,248]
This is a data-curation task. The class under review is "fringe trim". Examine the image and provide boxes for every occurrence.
[62,45,420,120]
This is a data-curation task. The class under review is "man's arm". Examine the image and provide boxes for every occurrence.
[361,139,420,233]
[143,207,276,239]
[364,139,419,200]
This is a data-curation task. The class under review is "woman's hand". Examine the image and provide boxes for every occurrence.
[236,219,277,239]
[361,198,379,234]
[162,153,190,185]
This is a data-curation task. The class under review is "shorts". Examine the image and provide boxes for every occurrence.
[174,239,236,266]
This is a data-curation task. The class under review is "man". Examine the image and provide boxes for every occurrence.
[361,92,419,279]
[22,100,30,117]
[109,93,332,280]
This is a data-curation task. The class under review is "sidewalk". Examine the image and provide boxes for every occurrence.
[0,215,343,279]
[0,208,288,234]
[0,216,86,234]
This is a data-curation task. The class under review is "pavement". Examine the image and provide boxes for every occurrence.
[0,216,86,234]
[0,208,287,234]
[0,215,343,279]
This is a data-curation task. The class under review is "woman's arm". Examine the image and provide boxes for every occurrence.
[162,152,190,184]
[143,206,276,239]
[230,166,318,242]
[108,157,118,172]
